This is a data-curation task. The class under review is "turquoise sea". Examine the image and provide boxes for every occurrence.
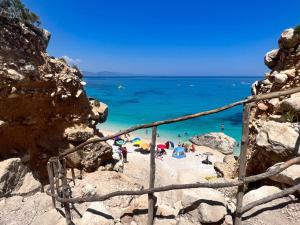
[84,76,259,149]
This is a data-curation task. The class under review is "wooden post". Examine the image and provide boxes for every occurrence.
[58,159,72,225]
[234,103,251,225]
[47,161,56,208]
[71,168,76,185]
[148,126,157,225]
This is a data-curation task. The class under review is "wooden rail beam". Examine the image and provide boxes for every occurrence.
[46,156,300,204]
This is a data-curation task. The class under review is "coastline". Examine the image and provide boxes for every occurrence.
[98,123,241,156]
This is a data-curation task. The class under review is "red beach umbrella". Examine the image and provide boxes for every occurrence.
[157,144,167,149]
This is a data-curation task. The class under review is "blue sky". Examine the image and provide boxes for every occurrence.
[24,0,300,76]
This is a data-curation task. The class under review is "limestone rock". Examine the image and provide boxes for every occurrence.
[214,155,236,178]
[80,141,113,172]
[256,121,299,155]
[0,120,6,127]
[190,132,237,155]
[0,157,41,197]
[274,73,288,84]
[79,202,114,225]
[280,94,300,112]
[89,99,108,123]
[270,164,300,186]
[279,28,299,49]
[281,68,296,77]
[243,186,281,206]
[13,172,41,194]
[264,49,279,69]
[181,188,227,223]
[257,102,268,111]
[0,16,108,179]
[6,69,25,81]
[64,125,94,142]
[0,158,28,196]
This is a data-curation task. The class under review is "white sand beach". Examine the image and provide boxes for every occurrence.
[102,128,225,191]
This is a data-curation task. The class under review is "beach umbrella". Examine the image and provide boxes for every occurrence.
[133,140,142,146]
[114,136,121,141]
[140,142,150,150]
[172,147,186,159]
[131,137,141,142]
[115,139,125,146]
[157,144,167,149]
[165,141,175,149]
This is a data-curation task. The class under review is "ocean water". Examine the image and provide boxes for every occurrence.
[84,76,259,152]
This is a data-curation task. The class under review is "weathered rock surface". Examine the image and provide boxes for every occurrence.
[190,132,237,155]
[264,49,279,69]
[79,202,114,225]
[214,155,237,178]
[247,26,300,176]
[0,158,41,196]
[181,188,227,223]
[270,164,300,186]
[0,16,111,178]
[280,93,300,112]
[279,28,299,49]
[243,186,282,206]
[256,121,299,155]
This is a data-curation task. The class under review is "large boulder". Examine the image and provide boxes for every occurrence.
[270,164,300,186]
[89,99,108,123]
[243,186,282,206]
[79,202,114,225]
[190,132,237,155]
[64,124,94,143]
[181,188,227,223]
[274,73,288,84]
[0,158,41,196]
[279,28,299,49]
[264,49,279,69]
[280,93,300,112]
[256,121,299,156]
[214,155,236,179]
[80,141,113,172]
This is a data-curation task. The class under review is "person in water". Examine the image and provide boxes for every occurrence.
[221,123,225,132]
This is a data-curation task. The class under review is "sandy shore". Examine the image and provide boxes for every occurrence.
[101,127,226,202]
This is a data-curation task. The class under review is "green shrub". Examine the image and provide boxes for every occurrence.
[294,25,300,34]
[284,109,299,122]
[0,0,40,26]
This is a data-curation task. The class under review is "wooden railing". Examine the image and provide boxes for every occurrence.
[46,86,300,225]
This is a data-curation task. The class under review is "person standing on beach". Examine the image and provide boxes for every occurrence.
[121,146,128,163]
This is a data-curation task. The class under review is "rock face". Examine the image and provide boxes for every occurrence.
[0,158,41,196]
[0,16,111,179]
[243,186,282,206]
[214,155,237,179]
[270,164,300,187]
[247,27,300,176]
[181,188,227,223]
[190,132,237,155]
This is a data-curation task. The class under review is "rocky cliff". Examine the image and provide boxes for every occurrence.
[247,27,300,176]
[0,16,111,179]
